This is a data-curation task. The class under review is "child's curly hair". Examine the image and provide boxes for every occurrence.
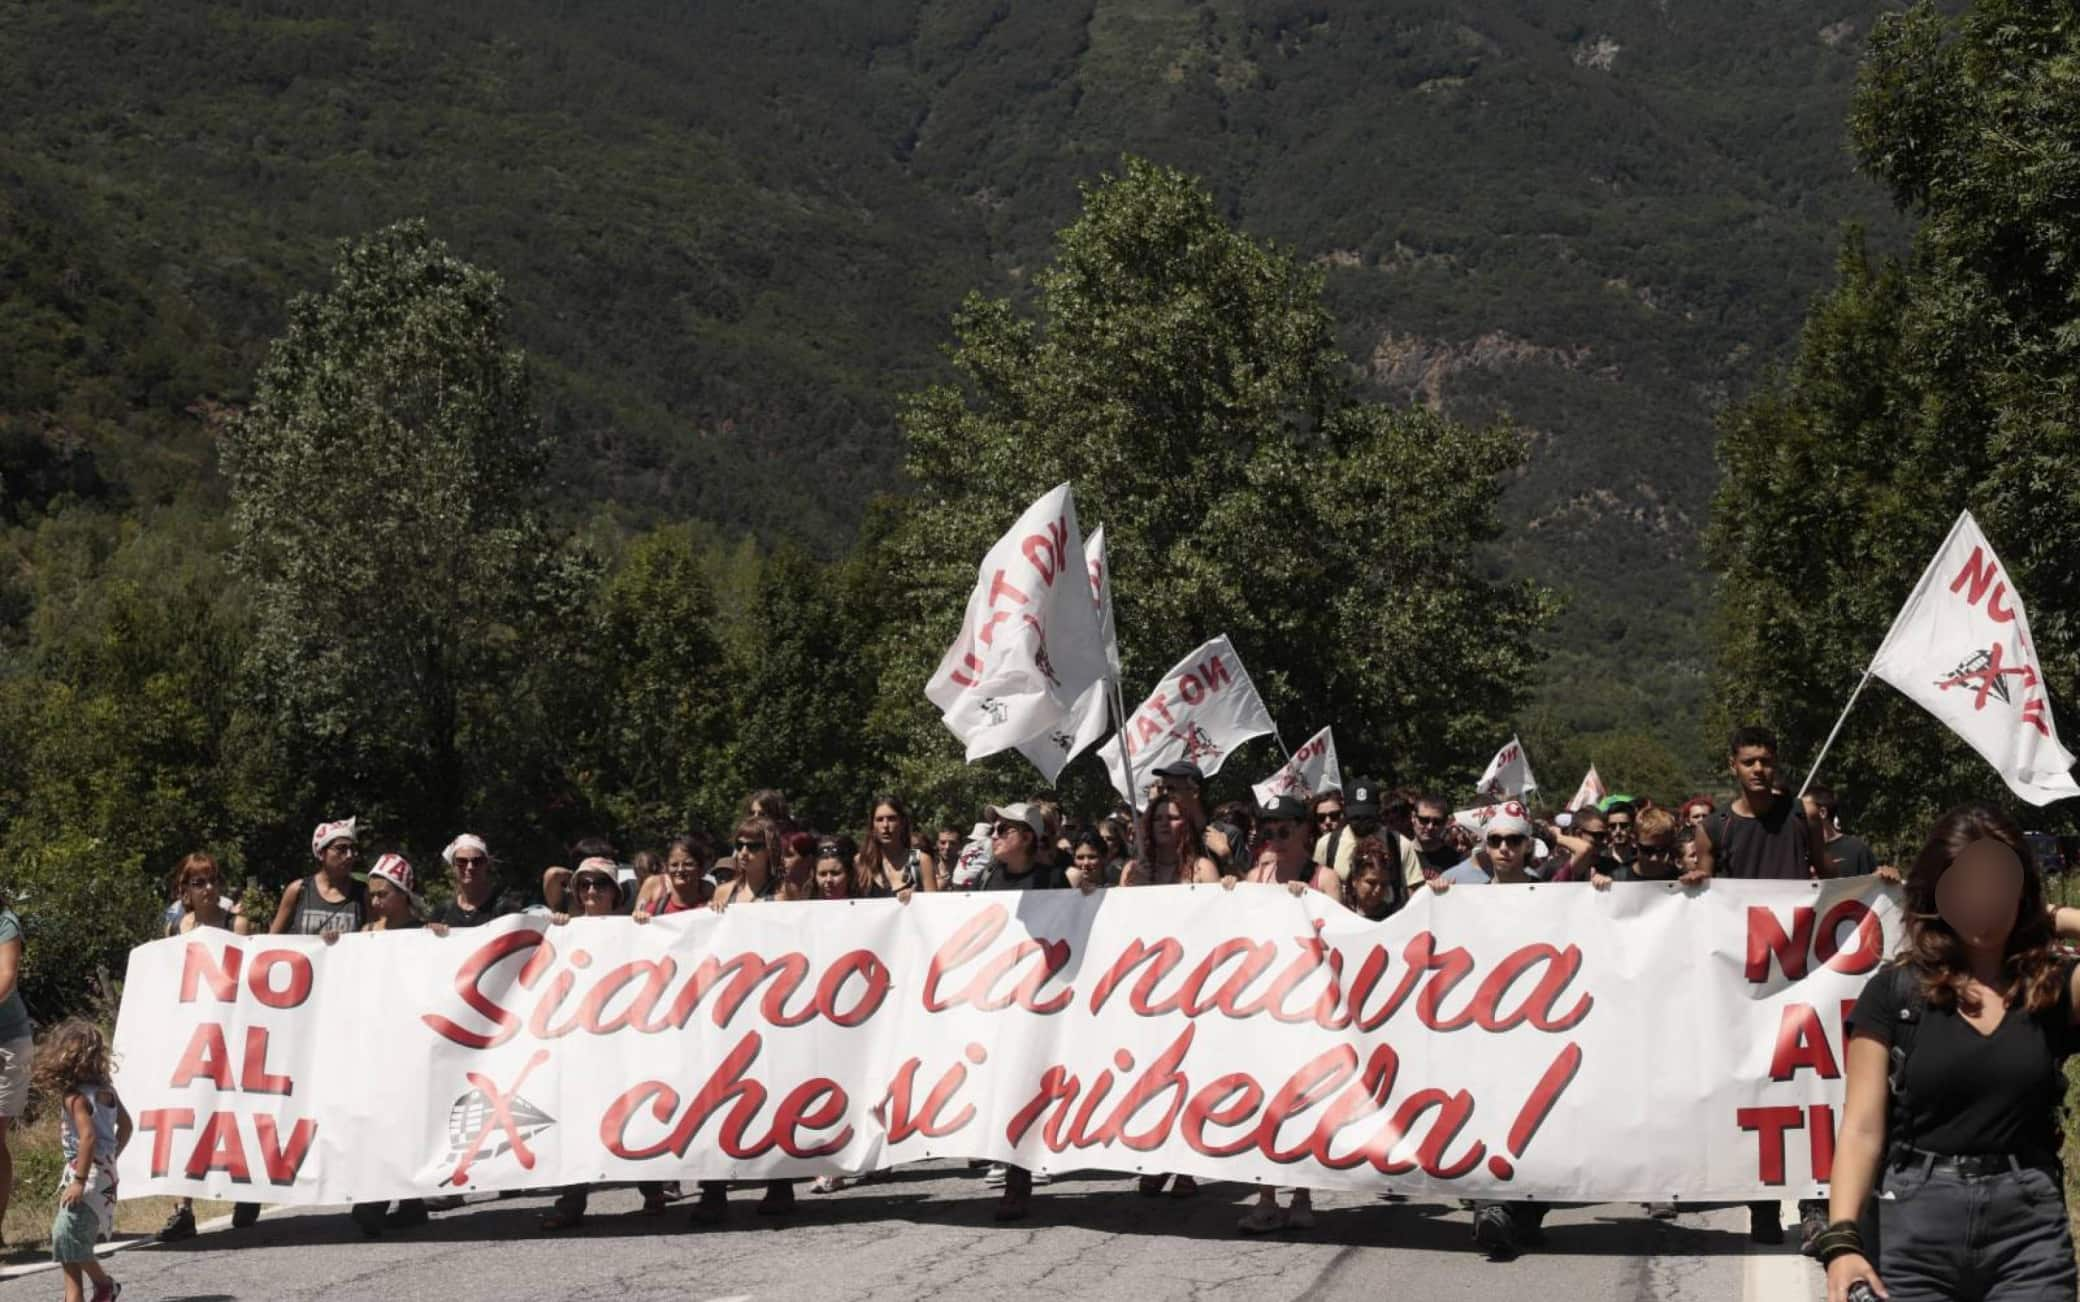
[32,1019,112,1102]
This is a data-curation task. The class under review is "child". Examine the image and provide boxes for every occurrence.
[38,1020,132,1302]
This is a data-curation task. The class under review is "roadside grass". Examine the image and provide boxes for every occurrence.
[1,1110,228,1263]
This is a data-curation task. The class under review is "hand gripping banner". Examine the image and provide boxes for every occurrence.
[116,880,1897,1206]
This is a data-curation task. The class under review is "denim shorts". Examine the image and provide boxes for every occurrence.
[0,1036,30,1120]
[1877,1159,2076,1302]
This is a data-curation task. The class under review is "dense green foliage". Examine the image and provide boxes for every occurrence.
[0,0,1908,749]
[1709,0,2080,857]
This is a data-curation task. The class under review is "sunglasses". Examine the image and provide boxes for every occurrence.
[734,839,765,852]
[1414,815,1447,827]
[1261,823,1299,840]
[453,855,488,868]
[1582,829,1610,842]
[1638,843,1678,859]
[992,823,1026,837]
[1486,834,1527,849]
[576,879,615,893]
[1607,820,1634,831]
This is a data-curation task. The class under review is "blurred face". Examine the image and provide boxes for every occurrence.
[814,858,850,899]
[991,821,1033,862]
[1575,813,1608,850]
[1384,806,1415,840]
[735,832,769,875]
[1315,801,1344,836]
[1258,818,1305,867]
[1102,826,1126,858]
[1073,844,1103,876]
[452,849,490,893]
[1635,832,1680,877]
[873,805,903,846]
[1413,804,1450,848]
[937,832,961,863]
[1936,840,2026,951]
[182,871,221,911]
[1485,830,1529,874]
[368,880,410,923]
[1731,745,1777,797]
[1350,866,1389,913]
[1681,836,1702,874]
[574,874,618,915]
[1152,801,1188,850]
[1606,810,1635,849]
[667,846,703,897]
[1686,803,1712,828]
[319,840,358,874]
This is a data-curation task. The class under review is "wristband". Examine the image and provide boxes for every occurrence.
[1812,1220,1864,1265]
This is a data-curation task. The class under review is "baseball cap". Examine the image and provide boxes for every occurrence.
[1346,779,1382,818]
[1152,760,1205,784]
[1254,794,1309,823]
[985,803,1048,841]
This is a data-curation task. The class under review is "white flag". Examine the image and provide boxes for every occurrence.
[1869,511,2079,806]
[1567,765,1606,812]
[1252,726,1341,806]
[1475,735,1538,799]
[1016,527,1119,783]
[925,483,1110,762]
[1103,636,1274,807]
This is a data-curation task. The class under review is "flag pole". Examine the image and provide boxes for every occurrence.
[1106,676,1146,863]
[1796,658,1879,803]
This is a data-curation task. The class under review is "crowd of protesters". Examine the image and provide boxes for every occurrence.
[16,723,2080,1299]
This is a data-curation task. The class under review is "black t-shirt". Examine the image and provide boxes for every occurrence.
[976,859,1069,893]
[1820,833,1878,879]
[432,894,517,928]
[1849,963,2076,1158]
[1418,844,1461,875]
[1706,799,1813,880]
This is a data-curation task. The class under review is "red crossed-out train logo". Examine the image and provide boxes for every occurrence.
[443,1050,556,1187]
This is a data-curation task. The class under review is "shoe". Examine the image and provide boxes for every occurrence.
[1798,1202,1829,1258]
[1236,1204,1286,1234]
[1750,1203,1785,1245]
[983,1164,1007,1189]
[350,1204,385,1238]
[640,1190,669,1215]
[1169,1175,1198,1199]
[1473,1204,1519,1261]
[424,1195,465,1212]
[756,1183,796,1217]
[690,1185,727,1226]
[157,1205,197,1242]
[88,1282,119,1302]
[659,1182,684,1201]
[1031,1170,1051,1186]
[809,1175,848,1195]
[384,1202,430,1230]
[538,1210,584,1232]
[231,1202,260,1229]
[1137,1174,1168,1197]
[1647,1202,1678,1221]
[993,1193,1030,1222]
[1284,1200,1315,1231]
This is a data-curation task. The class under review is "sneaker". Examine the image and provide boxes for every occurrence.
[1798,1202,1829,1258]
[1236,1203,1286,1234]
[1749,1203,1785,1245]
[384,1202,430,1230]
[1031,1170,1052,1186]
[690,1185,728,1226]
[1473,1204,1519,1261]
[1647,1202,1678,1222]
[756,1182,796,1217]
[1284,1200,1316,1231]
[810,1175,849,1194]
[231,1202,260,1229]
[88,1280,120,1302]
[983,1164,1007,1188]
[424,1195,466,1212]
[157,1205,197,1242]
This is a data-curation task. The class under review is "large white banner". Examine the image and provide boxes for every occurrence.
[1870,510,2080,805]
[926,483,1110,762]
[117,881,1895,1206]
[1102,635,1274,807]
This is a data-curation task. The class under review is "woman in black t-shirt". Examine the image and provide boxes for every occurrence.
[1820,804,2079,1302]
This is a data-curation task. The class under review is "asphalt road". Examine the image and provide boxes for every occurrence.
[0,1165,1824,1302]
